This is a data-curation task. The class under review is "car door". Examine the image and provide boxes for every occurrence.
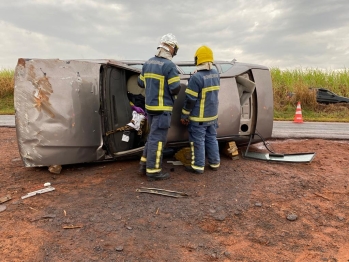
[317,89,336,103]
[99,61,145,158]
[317,89,328,103]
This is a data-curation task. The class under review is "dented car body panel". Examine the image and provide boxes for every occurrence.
[14,58,273,167]
[15,59,105,167]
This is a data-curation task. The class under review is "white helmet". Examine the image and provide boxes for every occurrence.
[157,33,179,56]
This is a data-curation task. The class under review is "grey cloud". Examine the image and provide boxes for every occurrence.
[0,0,349,69]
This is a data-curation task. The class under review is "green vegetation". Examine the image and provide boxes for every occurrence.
[0,69,14,114]
[271,67,349,122]
[1,67,349,121]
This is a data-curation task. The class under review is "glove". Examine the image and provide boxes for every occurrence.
[180,118,189,126]
[180,114,189,126]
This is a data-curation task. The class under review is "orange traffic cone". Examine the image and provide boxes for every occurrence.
[293,101,303,123]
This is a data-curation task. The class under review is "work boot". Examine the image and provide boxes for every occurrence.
[208,164,219,171]
[146,172,170,181]
[185,165,204,174]
[208,162,220,171]
[138,162,146,175]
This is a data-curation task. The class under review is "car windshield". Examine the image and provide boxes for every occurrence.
[177,65,219,74]
[177,65,197,74]
[128,64,143,70]
[220,63,233,73]
[319,89,335,96]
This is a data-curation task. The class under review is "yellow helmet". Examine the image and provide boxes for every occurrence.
[194,45,214,65]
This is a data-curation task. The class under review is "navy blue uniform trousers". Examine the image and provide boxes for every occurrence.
[141,112,171,174]
[188,122,220,172]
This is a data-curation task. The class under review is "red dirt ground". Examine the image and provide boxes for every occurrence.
[1,127,349,262]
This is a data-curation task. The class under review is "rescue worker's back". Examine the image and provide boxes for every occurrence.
[181,45,220,174]
[185,70,220,124]
[138,56,180,113]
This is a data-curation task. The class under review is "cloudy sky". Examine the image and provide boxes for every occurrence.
[1,0,348,70]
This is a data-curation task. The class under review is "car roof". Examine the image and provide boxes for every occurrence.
[309,87,330,92]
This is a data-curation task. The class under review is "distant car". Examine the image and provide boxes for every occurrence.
[14,58,273,167]
[309,87,349,104]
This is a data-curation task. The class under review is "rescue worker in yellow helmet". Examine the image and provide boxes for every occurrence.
[180,45,220,174]
[137,33,181,181]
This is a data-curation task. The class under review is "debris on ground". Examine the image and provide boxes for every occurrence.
[174,147,191,166]
[0,205,6,213]
[63,225,83,229]
[0,195,11,204]
[222,141,239,160]
[21,186,56,199]
[166,160,183,165]
[48,165,62,174]
[286,213,298,221]
[136,187,188,198]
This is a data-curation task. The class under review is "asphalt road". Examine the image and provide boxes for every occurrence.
[1,115,349,139]
[0,115,15,127]
[272,121,349,140]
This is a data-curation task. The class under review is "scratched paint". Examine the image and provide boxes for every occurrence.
[27,64,55,118]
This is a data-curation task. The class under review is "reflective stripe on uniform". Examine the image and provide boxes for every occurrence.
[190,140,204,171]
[192,165,205,171]
[155,141,163,169]
[168,76,180,85]
[182,108,190,115]
[190,142,195,166]
[200,85,220,118]
[146,168,162,174]
[185,88,198,97]
[189,85,219,122]
[146,105,173,111]
[144,73,165,109]
[189,114,218,122]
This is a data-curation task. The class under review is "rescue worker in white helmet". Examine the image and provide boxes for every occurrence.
[137,33,181,181]
[180,45,220,174]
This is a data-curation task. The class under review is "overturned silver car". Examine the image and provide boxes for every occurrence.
[14,58,273,167]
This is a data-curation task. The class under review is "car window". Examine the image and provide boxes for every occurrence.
[177,65,197,74]
[220,63,233,73]
[177,65,218,74]
[128,64,143,70]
